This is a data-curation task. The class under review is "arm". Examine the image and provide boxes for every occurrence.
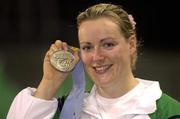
[34,40,70,100]
[7,40,79,118]
[149,93,180,119]
[35,40,79,100]
[7,87,58,119]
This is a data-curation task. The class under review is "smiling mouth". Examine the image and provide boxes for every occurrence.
[93,64,112,74]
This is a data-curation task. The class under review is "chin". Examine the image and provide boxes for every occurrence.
[94,76,112,86]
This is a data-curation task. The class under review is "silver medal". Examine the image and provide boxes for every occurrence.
[50,50,76,72]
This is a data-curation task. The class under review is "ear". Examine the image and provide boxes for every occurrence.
[128,35,137,55]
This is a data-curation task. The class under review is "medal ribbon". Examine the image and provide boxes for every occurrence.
[59,59,85,119]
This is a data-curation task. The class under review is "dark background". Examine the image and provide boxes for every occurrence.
[0,0,180,118]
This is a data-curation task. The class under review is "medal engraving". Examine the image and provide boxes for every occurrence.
[50,50,76,72]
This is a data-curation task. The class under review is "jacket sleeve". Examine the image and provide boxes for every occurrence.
[149,93,180,119]
[7,87,58,119]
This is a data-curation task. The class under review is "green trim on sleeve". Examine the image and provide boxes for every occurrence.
[149,93,180,119]
[53,109,60,119]
[54,93,180,119]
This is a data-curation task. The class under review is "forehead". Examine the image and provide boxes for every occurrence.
[78,18,122,41]
[79,17,119,31]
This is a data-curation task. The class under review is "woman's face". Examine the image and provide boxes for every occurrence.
[78,18,136,87]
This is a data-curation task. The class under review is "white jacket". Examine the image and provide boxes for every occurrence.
[7,78,162,119]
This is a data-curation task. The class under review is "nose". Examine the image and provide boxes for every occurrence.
[92,47,104,62]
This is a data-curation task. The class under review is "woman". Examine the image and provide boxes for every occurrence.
[7,3,180,119]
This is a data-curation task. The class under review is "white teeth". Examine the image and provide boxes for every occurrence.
[94,65,110,73]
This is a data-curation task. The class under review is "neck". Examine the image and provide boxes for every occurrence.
[97,73,139,98]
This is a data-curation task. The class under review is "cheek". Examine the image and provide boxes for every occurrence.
[111,48,130,66]
[80,52,91,65]
[81,53,92,73]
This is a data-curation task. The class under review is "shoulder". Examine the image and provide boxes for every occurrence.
[149,93,180,119]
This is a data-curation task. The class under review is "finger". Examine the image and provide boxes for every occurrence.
[50,44,58,52]
[47,50,53,57]
[46,43,58,58]
[44,50,52,62]
[62,42,68,51]
[55,40,63,50]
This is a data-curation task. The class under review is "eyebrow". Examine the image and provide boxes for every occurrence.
[79,42,91,45]
[79,41,91,44]
[80,37,114,44]
[100,37,113,42]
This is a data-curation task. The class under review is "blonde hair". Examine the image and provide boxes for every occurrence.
[77,3,137,69]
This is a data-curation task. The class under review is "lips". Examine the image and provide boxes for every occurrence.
[93,64,112,73]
